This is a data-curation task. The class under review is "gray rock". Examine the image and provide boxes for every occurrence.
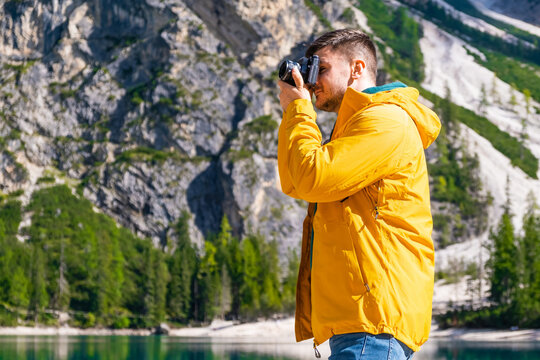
[0,0,361,255]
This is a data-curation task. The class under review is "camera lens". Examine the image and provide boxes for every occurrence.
[278,60,297,83]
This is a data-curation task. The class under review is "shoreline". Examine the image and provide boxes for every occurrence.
[1,318,539,342]
[429,326,540,342]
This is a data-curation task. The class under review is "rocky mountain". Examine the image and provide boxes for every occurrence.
[474,0,540,27]
[1,0,327,251]
[1,0,539,280]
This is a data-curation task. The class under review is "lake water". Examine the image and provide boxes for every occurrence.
[0,335,539,359]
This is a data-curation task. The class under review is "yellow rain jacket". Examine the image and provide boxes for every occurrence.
[277,85,441,352]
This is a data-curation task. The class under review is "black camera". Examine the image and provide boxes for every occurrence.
[278,55,319,87]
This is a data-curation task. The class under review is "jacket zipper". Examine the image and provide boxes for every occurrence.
[364,180,381,220]
[368,182,383,291]
[357,182,383,293]
[310,203,317,269]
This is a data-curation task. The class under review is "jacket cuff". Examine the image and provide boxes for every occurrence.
[285,99,316,122]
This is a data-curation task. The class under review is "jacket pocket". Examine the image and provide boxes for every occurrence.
[342,196,384,295]
[341,200,371,295]
[312,213,368,299]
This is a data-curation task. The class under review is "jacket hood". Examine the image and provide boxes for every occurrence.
[337,86,441,149]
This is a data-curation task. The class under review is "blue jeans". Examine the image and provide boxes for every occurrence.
[329,332,414,360]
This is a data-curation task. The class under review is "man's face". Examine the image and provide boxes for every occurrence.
[312,46,353,113]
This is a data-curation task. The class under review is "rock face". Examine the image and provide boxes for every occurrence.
[0,0,538,259]
[476,0,540,26]
[0,0,356,251]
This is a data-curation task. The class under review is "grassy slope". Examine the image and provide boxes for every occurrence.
[357,0,538,179]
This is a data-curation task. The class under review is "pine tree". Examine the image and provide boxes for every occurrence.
[0,202,29,319]
[142,245,156,327]
[216,216,243,319]
[478,83,488,116]
[0,223,12,305]
[143,246,170,327]
[259,237,282,316]
[167,212,197,323]
[55,208,70,312]
[523,88,531,117]
[0,219,5,240]
[519,88,531,158]
[0,200,22,238]
[218,263,232,319]
[28,246,48,323]
[95,225,124,324]
[227,236,243,319]
[153,250,169,325]
[487,210,518,306]
[517,196,540,324]
[441,84,457,131]
[490,74,500,105]
[195,241,221,323]
[281,249,299,314]
[240,236,261,319]
[509,85,518,109]
[8,266,30,311]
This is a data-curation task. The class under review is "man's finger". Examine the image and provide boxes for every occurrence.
[292,68,304,89]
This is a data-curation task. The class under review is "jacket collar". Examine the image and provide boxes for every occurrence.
[362,81,407,94]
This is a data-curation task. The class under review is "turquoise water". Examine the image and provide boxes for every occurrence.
[1,336,295,360]
[0,336,539,359]
[418,340,540,360]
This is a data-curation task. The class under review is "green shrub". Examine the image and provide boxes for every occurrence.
[72,312,96,328]
[3,59,37,76]
[37,176,56,184]
[341,7,355,23]
[128,84,147,105]
[0,305,18,326]
[115,147,172,164]
[304,0,332,29]
[131,93,143,105]
[158,97,174,106]
[244,115,278,134]
[60,89,77,100]
[38,312,58,326]
[228,148,253,162]
[8,189,24,198]
[110,309,131,329]
[0,200,21,237]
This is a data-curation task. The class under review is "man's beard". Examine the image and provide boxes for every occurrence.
[316,88,346,113]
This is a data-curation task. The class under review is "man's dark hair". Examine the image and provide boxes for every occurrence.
[306,28,377,81]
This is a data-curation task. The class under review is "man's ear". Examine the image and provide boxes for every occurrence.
[351,59,366,79]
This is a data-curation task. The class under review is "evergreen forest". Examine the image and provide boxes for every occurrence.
[0,0,539,331]
[437,200,540,328]
[0,185,298,328]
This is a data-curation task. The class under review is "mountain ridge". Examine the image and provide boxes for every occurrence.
[0,0,538,255]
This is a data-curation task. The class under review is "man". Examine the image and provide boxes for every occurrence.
[277,29,441,359]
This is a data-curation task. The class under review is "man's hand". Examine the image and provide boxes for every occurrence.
[278,68,312,112]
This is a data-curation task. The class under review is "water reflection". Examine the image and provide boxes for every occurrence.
[0,336,539,360]
[0,336,300,360]
[416,340,540,360]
